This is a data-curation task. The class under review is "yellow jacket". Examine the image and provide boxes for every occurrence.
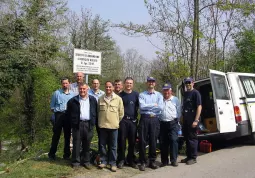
[98,93,124,129]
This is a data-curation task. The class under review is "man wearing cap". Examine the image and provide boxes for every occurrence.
[138,76,163,171]
[181,77,202,165]
[160,83,181,167]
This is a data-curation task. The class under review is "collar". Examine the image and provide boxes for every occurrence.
[104,92,117,99]
[164,95,174,101]
[146,90,155,94]
[60,89,71,95]
[79,95,89,101]
[91,89,102,95]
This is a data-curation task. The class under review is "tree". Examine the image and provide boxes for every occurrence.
[68,9,123,83]
[234,29,255,72]
[115,0,255,79]
[122,48,150,82]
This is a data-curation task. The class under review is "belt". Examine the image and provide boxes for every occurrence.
[141,114,158,118]
[123,115,136,120]
[184,109,195,113]
[55,111,66,114]
[160,118,178,123]
[80,120,89,122]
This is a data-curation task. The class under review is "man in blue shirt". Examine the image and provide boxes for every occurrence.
[117,77,139,169]
[160,83,181,167]
[70,72,85,96]
[88,79,105,101]
[48,77,75,160]
[138,77,163,171]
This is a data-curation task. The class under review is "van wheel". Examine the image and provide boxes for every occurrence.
[250,132,255,145]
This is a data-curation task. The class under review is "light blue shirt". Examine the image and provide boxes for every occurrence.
[161,96,181,122]
[50,89,75,112]
[139,90,163,116]
[88,89,105,102]
[69,82,79,96]
[79,95,90,121]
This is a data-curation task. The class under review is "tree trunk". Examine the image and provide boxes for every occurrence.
[190,0,198,78]
[195,0,199,80]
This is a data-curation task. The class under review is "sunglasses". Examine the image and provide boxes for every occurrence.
[185,81,191,84]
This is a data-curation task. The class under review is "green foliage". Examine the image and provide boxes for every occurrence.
[151,54,190,92]
[31,68,59,142]
[234,29,255,72]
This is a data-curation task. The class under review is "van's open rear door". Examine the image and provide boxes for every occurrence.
[239,75,255,132]
[209,69,236,133]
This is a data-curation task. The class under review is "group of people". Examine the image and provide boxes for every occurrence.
[48,72,202,172]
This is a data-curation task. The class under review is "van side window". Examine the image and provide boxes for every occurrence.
[211,74,230,100]
[239,76,255,98]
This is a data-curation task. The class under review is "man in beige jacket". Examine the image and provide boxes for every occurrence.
[98,81,124,172]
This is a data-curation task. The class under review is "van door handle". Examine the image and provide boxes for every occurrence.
[219,111,223,114]
[226,102,229,104]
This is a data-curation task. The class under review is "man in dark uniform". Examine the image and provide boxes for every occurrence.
[181,77,202,165]
[117,77,139,169]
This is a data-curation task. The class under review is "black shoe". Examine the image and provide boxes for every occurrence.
[130,163,138,169]
[160,163,168,167]
[48,155,56,161]
[181,157,189,163]
[139,163,146,171]
[84,163,92,170]
[63,156,70,160]
[186,159,197,165]
[71,163,80,168]
[149,162,159,169]
[117,161,124,169]
[171,162,178,167]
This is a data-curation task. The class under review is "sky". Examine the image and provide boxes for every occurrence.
[67,0,162,59]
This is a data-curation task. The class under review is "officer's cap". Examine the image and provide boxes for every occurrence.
[147,76,156,82]
[184,77,194,83]
[162,83,172,90]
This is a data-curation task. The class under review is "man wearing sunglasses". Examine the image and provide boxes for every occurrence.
[181,77,202,165]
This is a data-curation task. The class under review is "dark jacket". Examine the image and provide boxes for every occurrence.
[67,95,98,130]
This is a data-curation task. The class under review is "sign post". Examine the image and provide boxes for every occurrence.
[73,48,102,84]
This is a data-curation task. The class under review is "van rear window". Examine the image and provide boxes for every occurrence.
[239,76,255,98]
[211,74,230,100]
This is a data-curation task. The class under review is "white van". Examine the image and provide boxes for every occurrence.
[177,69,255,143]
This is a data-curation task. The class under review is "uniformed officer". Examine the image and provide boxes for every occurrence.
[117,77,139,169]
[181,77,202,165]
[138,76,163,171]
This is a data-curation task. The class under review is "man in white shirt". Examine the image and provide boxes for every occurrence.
[160,83,181,167]
[66,83,98,169]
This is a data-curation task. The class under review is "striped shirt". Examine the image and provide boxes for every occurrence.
[161,95,181,122]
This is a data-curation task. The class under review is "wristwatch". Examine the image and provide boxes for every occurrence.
[194,120,199,123]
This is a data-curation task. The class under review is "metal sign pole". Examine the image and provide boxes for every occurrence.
[85,74,88,84]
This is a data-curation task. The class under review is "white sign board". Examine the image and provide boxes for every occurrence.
[73,48,101,75]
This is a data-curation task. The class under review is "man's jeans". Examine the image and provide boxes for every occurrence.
[99,128,118,166]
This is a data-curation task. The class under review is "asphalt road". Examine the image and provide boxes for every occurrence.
[133,142,255,178]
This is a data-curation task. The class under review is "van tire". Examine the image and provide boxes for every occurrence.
[250,132,255,145]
